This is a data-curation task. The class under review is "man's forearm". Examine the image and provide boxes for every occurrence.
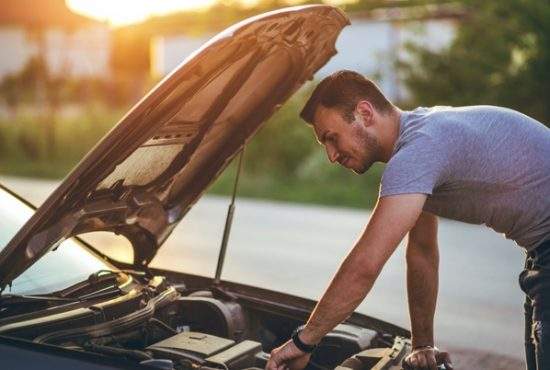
[406,241,439,348]
[299,248,379,344]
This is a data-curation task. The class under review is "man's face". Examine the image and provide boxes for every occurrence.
[312,105,380,174]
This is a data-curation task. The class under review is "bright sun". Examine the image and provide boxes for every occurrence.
[67,0,355,27]
[67,0,221,26]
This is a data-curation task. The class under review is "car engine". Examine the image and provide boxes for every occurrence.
[0,277,411,370]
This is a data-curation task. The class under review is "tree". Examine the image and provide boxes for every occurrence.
[400,0,550,126]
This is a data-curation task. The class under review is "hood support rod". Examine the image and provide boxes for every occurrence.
[214,148,245,285]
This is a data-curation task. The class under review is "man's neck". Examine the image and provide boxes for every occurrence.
[378,107,402,163]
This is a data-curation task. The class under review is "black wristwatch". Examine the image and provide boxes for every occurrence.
[291,325,317,353]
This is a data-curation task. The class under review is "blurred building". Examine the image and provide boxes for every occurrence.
[150,3,463,102]
[0,0,110,79]
[150,34,213,78]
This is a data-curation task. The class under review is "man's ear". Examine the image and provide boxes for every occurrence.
[355,100,375,126]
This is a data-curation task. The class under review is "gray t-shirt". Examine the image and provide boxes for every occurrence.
[380,105,550,251]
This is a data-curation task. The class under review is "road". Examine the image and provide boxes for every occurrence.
[0,176,526,368]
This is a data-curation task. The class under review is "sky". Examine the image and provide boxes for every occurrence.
[66,0,352,27]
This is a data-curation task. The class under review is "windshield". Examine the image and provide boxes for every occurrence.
[0,187,111,295]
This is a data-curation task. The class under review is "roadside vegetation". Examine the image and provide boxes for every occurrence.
[0,80,384,209]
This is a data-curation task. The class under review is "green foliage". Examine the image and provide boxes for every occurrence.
[401,0,550,125]
[0,106,124,178]
[0,54,155,112]
[242,85,319,176]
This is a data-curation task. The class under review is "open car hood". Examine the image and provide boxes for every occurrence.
[0,5,349,289]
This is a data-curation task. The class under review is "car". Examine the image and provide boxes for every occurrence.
[0,5,412,370]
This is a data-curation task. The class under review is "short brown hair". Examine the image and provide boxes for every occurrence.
[300,70,393,124]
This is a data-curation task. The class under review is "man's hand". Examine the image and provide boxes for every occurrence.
[265,340,311,370]
[403,346,453,370]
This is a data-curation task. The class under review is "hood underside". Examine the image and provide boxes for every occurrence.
[0,5,349,290]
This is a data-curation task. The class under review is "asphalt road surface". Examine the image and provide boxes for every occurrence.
[1,176,527,369]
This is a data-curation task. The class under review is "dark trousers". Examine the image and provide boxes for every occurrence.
[519,239,550,370]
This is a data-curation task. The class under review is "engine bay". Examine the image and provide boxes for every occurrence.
[0,274,411,370]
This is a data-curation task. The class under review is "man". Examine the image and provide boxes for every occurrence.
[265,70,550,370]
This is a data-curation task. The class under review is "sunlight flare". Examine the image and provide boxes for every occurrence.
[67,0,218,26]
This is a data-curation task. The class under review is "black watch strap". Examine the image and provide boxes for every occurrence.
[291,326,317,353]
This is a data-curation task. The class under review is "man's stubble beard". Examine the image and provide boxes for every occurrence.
[352,120,381,174]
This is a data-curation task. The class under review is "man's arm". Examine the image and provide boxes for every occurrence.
[266,193,427,370]
[403,212,453,370]
[406,211,439,349]
[299,193,428,344]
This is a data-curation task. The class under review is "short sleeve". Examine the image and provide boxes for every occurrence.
[380,135,449,198]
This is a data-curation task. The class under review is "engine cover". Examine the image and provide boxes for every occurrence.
[148,331,235,358]
[147,331,263,369]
